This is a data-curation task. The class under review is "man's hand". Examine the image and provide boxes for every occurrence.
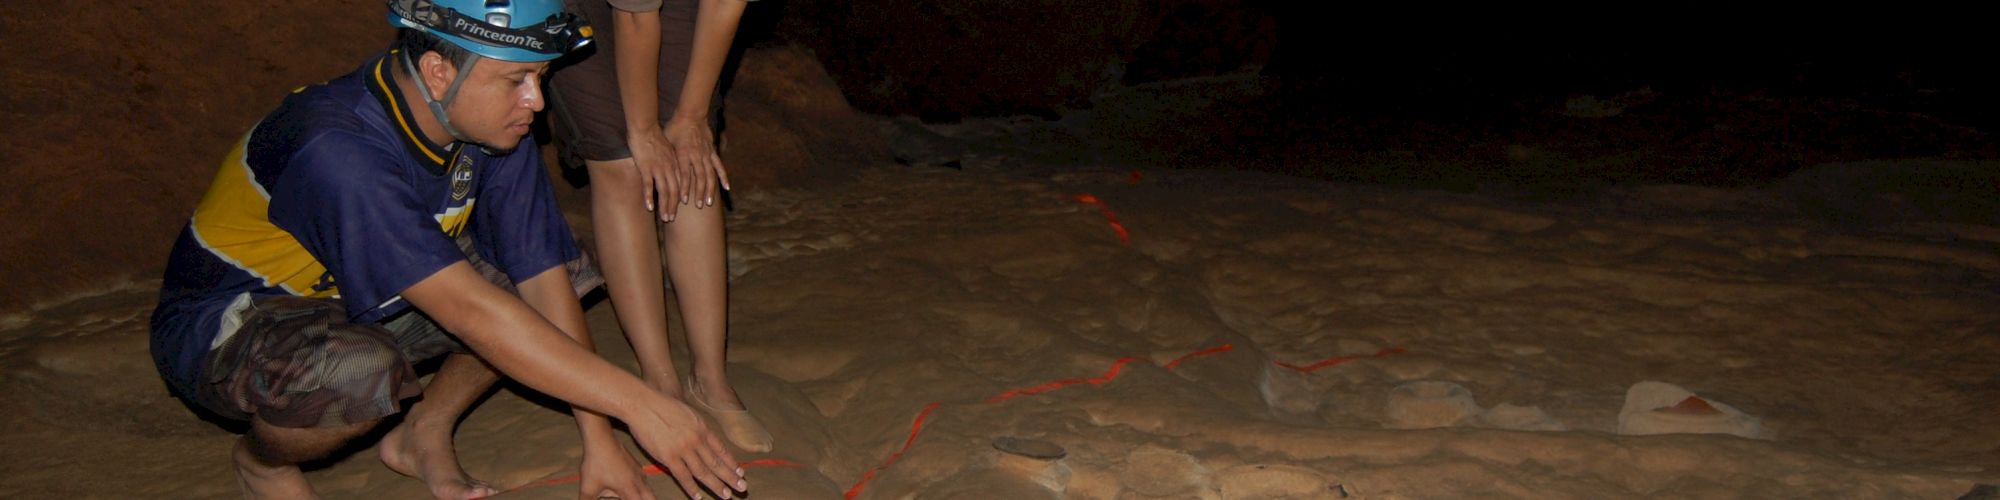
[579,441,655,500]
[628,398,743,500]
[662,116,731,217]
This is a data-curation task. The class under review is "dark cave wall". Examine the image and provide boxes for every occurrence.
[766,0,1279,120]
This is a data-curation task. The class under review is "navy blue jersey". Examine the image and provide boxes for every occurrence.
[150,52,580,398]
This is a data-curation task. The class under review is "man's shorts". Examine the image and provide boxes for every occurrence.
[545,0,722,169]
[195,237,603,428]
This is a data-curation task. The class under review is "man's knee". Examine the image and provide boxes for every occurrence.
[313,325,412,391]
[278,323,423,428]
[217,310,423,429]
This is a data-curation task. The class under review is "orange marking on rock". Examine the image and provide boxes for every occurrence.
[1274,348,1407,373]
[1163,344,1234,370]
[1072,192,1131,244]
[1655,396,1723,416]
[740,458,807,468]
[1106,220,1130,243]
[843,402,943,500]
[986,357,1141,404]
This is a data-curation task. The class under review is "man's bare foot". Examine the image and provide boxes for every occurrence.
[378,419,498,499]
[234,439,319,500]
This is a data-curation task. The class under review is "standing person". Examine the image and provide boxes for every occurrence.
[546,0,772,452]
[148,0,745,498]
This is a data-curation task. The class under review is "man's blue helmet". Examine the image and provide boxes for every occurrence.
[387,0,592,62]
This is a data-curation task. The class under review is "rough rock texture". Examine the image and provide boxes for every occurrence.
[1,1,388,312]
[718,44,891,192]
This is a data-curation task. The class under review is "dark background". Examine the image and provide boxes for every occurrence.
[741,1,1998,191]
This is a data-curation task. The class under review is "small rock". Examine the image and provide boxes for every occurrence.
[1383,381,1481,429]
[1118,446,1210,496]
[1616,381,1766,439]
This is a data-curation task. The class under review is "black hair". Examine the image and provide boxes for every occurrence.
[392,28,477,69]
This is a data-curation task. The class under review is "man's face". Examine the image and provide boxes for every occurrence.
[439,57,549,152]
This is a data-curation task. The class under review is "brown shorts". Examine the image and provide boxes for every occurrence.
[197,238,603,428]
[547,0,723,169]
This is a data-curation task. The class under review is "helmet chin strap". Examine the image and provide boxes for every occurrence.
[401,50,479,146]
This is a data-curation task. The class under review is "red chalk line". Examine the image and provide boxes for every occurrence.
[1272,350,1416,374]
[1072,193,1131,243]
[1163,343,1234,370]
[841,402,941,499]
[986,356,1140,404]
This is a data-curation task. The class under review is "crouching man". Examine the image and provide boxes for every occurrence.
[149,1,744,498]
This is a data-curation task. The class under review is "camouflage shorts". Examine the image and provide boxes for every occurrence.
[198,238,602,428]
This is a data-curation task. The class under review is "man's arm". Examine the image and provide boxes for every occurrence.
[511,265,657,499]
[401,262,745,498]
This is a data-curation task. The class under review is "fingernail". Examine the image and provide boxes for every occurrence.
[736,467,745,476]
[706,196,713,206]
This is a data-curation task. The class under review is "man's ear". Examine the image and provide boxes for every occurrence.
[418,51,456,101]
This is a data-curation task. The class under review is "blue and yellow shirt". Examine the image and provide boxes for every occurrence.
[150,52,580,398]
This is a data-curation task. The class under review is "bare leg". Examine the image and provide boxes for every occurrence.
[587,159,686,398]
[378,353,501,499]
[663,192,772,452]
[592,156,768,450]
[236,417,376,500]
[660,200,736,407]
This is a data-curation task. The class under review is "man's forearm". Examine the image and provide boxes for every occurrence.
[404,262,661,423]
[515,267,627,450]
